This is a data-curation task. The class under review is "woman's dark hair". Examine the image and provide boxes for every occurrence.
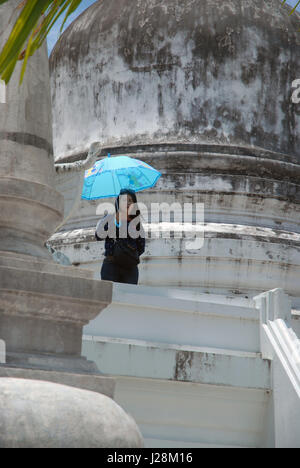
[115,188,142,228]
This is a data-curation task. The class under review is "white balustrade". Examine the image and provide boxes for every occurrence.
[254,288,300,448]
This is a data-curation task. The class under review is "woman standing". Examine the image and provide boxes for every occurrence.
[95,188,145,284]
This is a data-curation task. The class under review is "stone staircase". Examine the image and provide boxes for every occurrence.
[82,285,300,447]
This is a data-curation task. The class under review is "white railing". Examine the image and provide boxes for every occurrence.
[254,288,300,448]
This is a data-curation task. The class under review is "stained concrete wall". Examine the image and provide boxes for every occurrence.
[50,0,300,161]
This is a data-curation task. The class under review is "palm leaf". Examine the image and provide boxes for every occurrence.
[33,1,71,50]
[19,28,35,83]
[0,0,51,82]
[281,0,300,15]
[0,0,86,84]
[59,0,82,33]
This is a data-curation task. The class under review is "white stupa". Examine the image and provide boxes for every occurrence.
[46,0,300,447]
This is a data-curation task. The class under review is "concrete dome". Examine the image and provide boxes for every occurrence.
[0,378,144,448]
[50,0,300,162]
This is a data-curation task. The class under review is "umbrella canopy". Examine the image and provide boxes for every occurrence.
[81,154,161,200]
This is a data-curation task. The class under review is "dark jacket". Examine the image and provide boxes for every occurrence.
[95,213,146,258]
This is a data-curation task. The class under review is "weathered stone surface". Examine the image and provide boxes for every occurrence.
[0,366,115,398]
[0,378,144,448]
[0,1,113,374]
[0,253,113,371]
[50,0,300,162]
[0,0,63,260]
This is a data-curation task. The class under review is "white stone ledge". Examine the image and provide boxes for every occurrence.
[111,284,258,320]
[83,283,261,352]
[82,335,270,390]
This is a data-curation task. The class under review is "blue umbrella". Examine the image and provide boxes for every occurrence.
[81,153,161,200]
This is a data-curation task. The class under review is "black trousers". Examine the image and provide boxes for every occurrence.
[100,257,139,285]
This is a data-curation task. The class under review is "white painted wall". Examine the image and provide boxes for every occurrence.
[111,377,270,448]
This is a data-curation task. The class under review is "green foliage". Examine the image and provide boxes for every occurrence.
[0,0,84,84]
[281,0,300,15]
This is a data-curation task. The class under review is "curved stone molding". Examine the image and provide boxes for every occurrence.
[48,224,300,300]
[0,378,144,448]
[0,177,64,259]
